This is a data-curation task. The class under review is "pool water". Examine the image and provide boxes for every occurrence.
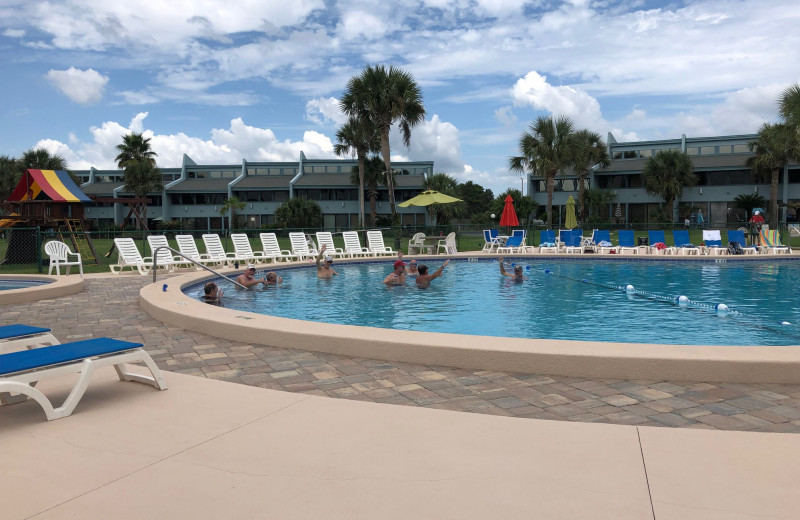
[185,259,800,346]
[0,280,50,291]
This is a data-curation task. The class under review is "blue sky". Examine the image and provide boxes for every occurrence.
[1,0,798,196]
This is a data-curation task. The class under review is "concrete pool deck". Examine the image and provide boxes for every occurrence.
[3,367,800,520]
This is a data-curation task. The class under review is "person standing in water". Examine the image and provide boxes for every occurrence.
[415,260,449,288]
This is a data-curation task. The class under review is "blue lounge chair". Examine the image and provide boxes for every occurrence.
[672,230,699,255]
[539,230,557,253]
[563,230,584,254]
[617,230,638,254]
[0,337,167,420]
[482,230,502,253]
[592,230,617,254]
[647,230,673,254]
[497,234,524,254]
[726,229,759,255]
[0,324,59,354]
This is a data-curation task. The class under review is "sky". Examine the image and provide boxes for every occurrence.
[1,0,799,196]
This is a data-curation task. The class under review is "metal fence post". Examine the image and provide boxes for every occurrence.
[36,226,42,273]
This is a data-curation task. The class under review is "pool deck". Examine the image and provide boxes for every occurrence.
[3,270,800,518]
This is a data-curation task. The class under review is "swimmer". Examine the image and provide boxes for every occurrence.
[499,257,528,281]
[202,281,223,303]
[264,271,282,285]
[383,259,407,285]
[236,264,268,288]
[415,259,449,288]
[316,244,338,279]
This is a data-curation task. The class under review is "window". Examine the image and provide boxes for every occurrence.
[701,146,715,155]
[613,151,623,159]
[733,144,749,153]
[686,147,699,156]
[623,151,637,159]
[639,149,652,158]
[728,170,749,184]
[628,175,643,188]
[718,145,732,154]
[274,191,289,202]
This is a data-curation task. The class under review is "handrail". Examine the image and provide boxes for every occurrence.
[152,245,247,289]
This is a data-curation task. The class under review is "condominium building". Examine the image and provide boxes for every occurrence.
[75,152,433,229]
[527,133,800,226]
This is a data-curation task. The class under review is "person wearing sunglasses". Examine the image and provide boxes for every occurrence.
[316,244,338,279]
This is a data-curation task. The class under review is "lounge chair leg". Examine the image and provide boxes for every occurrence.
[114,353,168,390]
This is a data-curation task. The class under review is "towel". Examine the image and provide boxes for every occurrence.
[598,241,612,247]
[703,229,721,242]
[542,242,555,247]
[654,242,666,250]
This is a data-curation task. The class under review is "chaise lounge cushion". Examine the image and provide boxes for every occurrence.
[0,338,141,376]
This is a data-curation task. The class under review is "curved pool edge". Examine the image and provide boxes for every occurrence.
[140,264,800,385]
[0,274,83,305]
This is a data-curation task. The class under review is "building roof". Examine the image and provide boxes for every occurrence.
[81,182,124,195]
[167,179,232,192]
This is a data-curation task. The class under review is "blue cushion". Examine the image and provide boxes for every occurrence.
[0,324,52,341]
[0,338,142,376]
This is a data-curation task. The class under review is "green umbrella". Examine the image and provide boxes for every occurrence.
[398,190,462,226]
[565,195,577,229]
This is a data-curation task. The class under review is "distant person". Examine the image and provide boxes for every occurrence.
[265,271,282,285]
[499,257,527,281]
[696,209,704,226]
[415,260,449,288]
[749,210,765,245]
[316,244,338,279]
[202,281,223,304]
[397,251,419,275]
[383,259,407,286]
[236,264,268,288]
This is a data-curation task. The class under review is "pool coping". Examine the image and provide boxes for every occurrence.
[139,256,800,384]
[0,273,84,305]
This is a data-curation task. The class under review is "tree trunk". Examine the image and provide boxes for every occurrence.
[357,154,366,227]
[380,127,396,218]
[578,173,586,221]
[546,172,555,227]
[770,168,779,228]
[369,192,377,225]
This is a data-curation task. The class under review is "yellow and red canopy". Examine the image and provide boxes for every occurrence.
[8,169,90,203]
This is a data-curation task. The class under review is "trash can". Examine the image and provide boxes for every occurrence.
[638,236,648,246]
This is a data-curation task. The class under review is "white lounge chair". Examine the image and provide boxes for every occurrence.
[202,234,235,266]
[231,233,267,264]
[436,232,457,255]
[289,232,318,261]
[0,337,167,421]
[0,324,59,354]
[342,231,372,257]
[315,232,346,258]
[148,235,191,270]
[366,230,395,256]
[176,234,213,267]
[110,238,155,275]
[259,233,296,262]
[44,240,83,278]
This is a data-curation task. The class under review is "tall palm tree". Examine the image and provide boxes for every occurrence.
[349,156,388,226]
[334,116,380,227]
[746,123,800,228]
[340,65,426,221]
[19,148,68,171]
[572,130,610,221]
[509,115,577,227]
[779,83,800,132]
[219,196,246,230]
[115,133,157,168]
[0,155,21,202]
[642,149,696,223]
[732,193,767,221]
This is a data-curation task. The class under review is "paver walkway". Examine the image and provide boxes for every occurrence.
[3,275,800,432]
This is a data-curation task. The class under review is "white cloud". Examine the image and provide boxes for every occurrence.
[45,67,108,105]
[494,106,518,127]
[306,97,347,126]
[3,28,25,38]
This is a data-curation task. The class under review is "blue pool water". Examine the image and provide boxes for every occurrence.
[0,279,50,291]
[185,259,800,346]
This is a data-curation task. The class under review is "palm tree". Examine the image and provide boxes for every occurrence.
[642,149,696,223]
[340,65,426,221]
[334,116,380,227]
[572,130,610,221]
[779,83,800,132]
[115,133,157,168]
[275,196,322,229]
[0,155,21,202]
[219,196,246,230]
[349,156,389,226]
[746,123,800,228]
[732,193,767,221]
[509,115,577,227]
[19,148,68,171]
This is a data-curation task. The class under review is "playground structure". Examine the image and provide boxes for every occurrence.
[0,169,97,265]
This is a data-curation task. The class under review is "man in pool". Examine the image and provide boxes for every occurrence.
[499,257,527,281]
[316,244,338,279]
[202,281,223,304]
[264,271,282,285]
[415,259,449,288]
[383,259,407,285]
[236,264,268,288]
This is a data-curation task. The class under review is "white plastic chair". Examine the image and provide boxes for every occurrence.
[231,233,267,264]
[147,235,192,270]
[408,232,427,255]
[342,231,371,257]
[289,232,318,261]
[259,233,296,262]
[366,230,395,256]
[202,234,235,266]
[436,232,457,255]
[110,238,156,275]
[176,234,212,267]
[44,241,83,278]
[315,232,346,258]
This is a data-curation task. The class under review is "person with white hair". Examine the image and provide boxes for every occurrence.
[316,244,338,279]
[749,210,765,245]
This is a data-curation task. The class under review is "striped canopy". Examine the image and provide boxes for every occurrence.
[7,169,90,203]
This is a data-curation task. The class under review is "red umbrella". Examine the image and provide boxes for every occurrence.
[499,195,519,227]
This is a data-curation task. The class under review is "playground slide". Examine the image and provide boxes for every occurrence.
[0,213,21,229]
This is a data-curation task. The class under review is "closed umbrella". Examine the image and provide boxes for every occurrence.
[565,195,577,229]
[499,195,519,233]
[615,202,622,222]
[398,190,462,226]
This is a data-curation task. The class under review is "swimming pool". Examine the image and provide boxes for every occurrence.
[0,279,51,291]
[185,259,800,346]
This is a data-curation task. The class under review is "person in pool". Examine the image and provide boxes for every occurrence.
[383,259,407,285]
[202,281,224,304]
[499,257,528,281]
[397,251,418,275]
[316,244,338,279]
[236,264,268,288]
[415,259,449,288]
[264,271,282,285]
